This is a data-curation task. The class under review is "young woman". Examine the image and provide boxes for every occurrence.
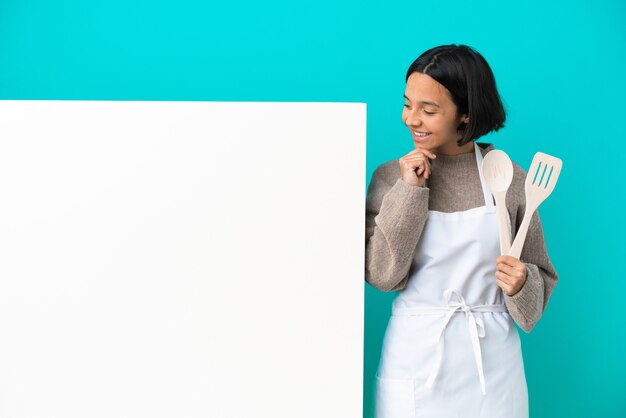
[365,44,558,417]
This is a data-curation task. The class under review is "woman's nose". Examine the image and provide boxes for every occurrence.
[405,111,421,127]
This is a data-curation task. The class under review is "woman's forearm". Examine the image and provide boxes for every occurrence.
[365,169,429,292]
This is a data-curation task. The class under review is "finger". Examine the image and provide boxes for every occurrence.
[404,157,427,171]
[495,270,513,285]
[496,276,515,295]
[424,161,431,179]
[418,160,431,178]
[410,148,437,160]
[497,255,523,267]
[408,154,429,164]
[496,259,525,276]
[414,148,437,160]
[496,262,524,278]
[401,156,427,173]
[495,277,512,295]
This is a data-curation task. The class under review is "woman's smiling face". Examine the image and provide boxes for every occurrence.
[402,72,472,155]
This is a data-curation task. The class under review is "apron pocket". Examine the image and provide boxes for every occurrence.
[375,375,416,418]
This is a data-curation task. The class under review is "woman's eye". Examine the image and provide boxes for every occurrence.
[403,104,410,108]
[423,110,436,115]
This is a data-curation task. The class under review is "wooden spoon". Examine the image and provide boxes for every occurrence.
[482,150,514,255]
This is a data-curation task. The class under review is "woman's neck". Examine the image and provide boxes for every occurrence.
[434,141,474,156]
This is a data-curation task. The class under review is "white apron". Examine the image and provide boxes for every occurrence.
[375,143,528,418]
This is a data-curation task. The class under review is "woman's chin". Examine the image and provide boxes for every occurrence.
[413,140,434,151]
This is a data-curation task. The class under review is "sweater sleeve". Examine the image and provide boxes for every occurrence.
[504,171,559,333]
[364,163,430,292]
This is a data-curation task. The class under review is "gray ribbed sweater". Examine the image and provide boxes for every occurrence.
[365,142,558,332]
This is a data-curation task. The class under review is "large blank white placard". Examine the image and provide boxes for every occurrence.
[0,101,365,418]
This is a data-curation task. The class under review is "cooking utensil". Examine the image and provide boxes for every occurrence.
[508,152,562,259]
[482,150,514,255]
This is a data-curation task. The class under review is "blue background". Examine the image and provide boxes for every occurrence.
[1,1,625,416]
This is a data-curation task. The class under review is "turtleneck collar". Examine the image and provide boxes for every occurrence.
[430,142,494,168]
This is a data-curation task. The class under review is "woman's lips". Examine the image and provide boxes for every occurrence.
[412,131,431,142]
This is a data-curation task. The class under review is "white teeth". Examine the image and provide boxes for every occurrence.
[413,131,430,137]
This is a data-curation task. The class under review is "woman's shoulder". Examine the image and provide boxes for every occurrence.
[371,158,402,186]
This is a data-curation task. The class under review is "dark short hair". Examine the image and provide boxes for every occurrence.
[406,44,506,145]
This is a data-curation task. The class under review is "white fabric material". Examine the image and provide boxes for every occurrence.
[376,143,528,418]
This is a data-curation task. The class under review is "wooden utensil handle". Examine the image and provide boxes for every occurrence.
[508,206,534,259]
[496,200,511,255]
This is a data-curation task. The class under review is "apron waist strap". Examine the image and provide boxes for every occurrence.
[392,304,508,315]
[392,288,508,396]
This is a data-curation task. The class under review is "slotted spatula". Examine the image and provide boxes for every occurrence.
[508,152,562,259]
